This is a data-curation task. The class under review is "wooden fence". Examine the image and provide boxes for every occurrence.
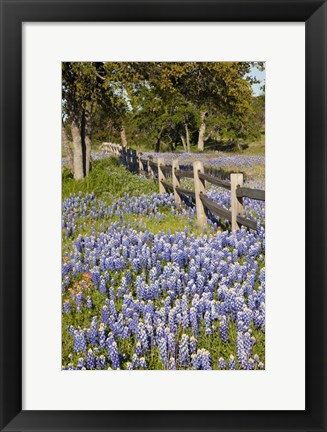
[100,143,265,231]
[101,142,121,155]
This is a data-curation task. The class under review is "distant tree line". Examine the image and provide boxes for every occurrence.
[62,62,265,179]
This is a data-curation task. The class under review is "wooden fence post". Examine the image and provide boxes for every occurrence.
[121,147,125,165]
[147,157,154,179]
[193,161,207,227]
[128,149,132,169]
[128,149,133,171]
[138,153,144,174]
[231,173,244,231]
[131,149,137,172]
[157,158,166,193]
[126,149,131,168]
[172,159,181,205]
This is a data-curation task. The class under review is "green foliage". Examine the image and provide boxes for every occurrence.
[62,62,101,122]
[62,61,265,154]
[124,62,259,151]
[62,156,158,201]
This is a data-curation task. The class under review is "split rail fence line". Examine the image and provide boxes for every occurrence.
[100,143,265,231]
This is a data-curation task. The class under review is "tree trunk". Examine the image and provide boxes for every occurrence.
[84,106,92,176]
[120,125,128,148]
[155,128,164,152]
[71,119,84,180]
[185,123,191,152]
[180,134,187,152]
[62,122,74,172]
[197,111,207,152]
[168,139,174,152]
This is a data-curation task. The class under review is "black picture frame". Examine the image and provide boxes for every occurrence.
[0,0,326,431]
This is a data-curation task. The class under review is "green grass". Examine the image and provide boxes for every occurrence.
[240,139,265,156]
[62,156,158,201]
[62,210,207,254]
[219,163,265,182]
[128,137,265,157]
[123,211,204,236]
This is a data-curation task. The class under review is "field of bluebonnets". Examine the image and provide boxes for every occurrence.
[62,153,265,370]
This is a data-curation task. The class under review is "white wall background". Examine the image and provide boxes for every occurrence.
[23,22,305,410]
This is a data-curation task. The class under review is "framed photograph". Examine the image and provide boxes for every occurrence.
[0,0,326,431]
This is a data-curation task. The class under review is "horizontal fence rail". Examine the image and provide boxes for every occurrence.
[160,165,172,176]
[100,142,265,231]
[175,186,196,198]
[174,169,194,179]
[236,214,258,231]
[236,187,265,201]
[160,180,174,192]
[101,142,121,155]
[200,193,232,221]
[198,172,231,190]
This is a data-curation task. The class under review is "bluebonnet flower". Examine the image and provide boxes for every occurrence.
[181,310,189,329]
[90,267,101,286]
[101,305,110,325]
[191,353,201,370]
[167,332,176,355]
[218,357,226,369]
[219,315,229,342]
[159,337,168,368]
[237,332,248,369]
[200,349,212,370]
[96,355,106,369]
[192,349,212,370]
[109,287,115,301]
[229,355,236,370]
[189,336,197,354]
[178,335,190,367]
[204,311,212,335]
[87,349,95,369]
[139,357,147,369]
[125,269,132,285]
[247,358,255,370]
[114,313,125,338]
[126,362,133,370]
[168,357,176,370]
[75,292,83,311]
[190,307,199,336]
[129,313,139,334]
[243,332,253,354]
[63,300,71,314]
[87,317,98,346]
[86,296,93,308]
[107,334,120,369]
[98,323,106,348]
[99,277,107,295]
[137,324,149,352]
[74,329,86,353]
[168,309,176,333]
[135,341,142,357]
[62,186,265,370]
[77,357,85,369]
